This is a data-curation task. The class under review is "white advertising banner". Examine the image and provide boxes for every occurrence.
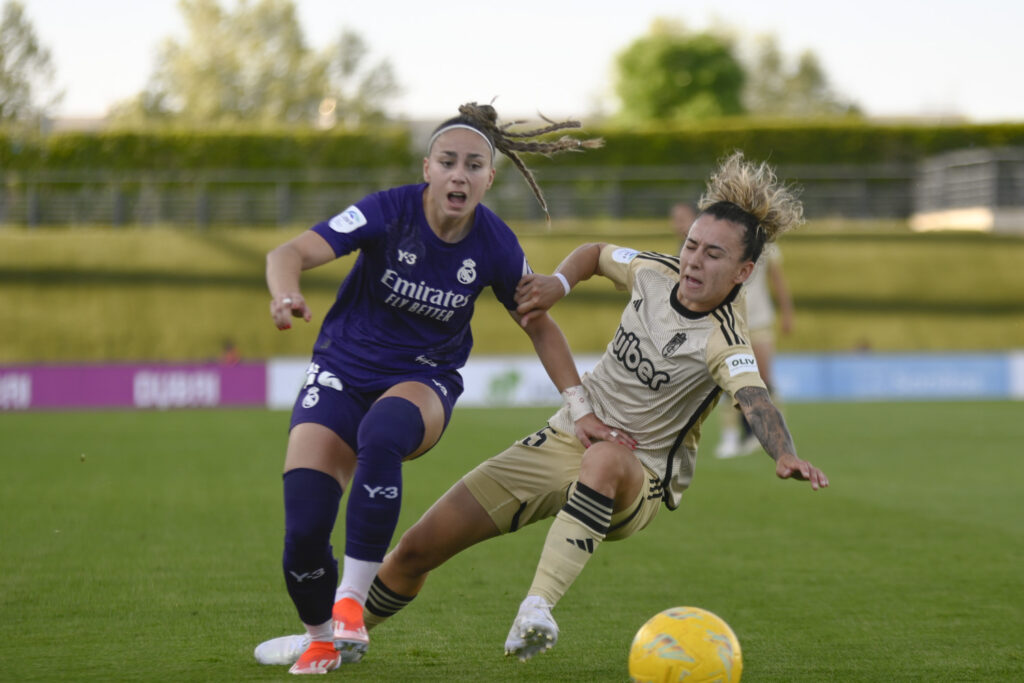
[266,351,1024,410]
[457,354,601,407]
[265,355,601,410]
[267,358,310,410]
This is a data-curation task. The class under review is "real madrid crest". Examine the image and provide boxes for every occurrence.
[301,386,320,408]
[661,332,687,357]
[457,258,477,285]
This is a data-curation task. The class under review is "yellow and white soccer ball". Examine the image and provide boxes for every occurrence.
[628,606,742,683]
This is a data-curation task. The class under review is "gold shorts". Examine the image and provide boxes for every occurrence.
[462,423,663,542]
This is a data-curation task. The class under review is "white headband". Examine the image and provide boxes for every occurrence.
[426,123,495,159]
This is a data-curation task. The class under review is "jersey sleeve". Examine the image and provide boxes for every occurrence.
[309,191,388,257]
[490,244,531,311]
[705,312,768,405]
[598,245,680,295]
[597,244,640,293]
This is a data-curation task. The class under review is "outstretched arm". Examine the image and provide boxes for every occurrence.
[266,231,336,330]
[734,385,829,490]
[515,242,607,326]
[512,308,635,450]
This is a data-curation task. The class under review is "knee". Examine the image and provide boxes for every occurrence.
[580,443,639,491]
[389,524,441,576]
[357,397,426,462]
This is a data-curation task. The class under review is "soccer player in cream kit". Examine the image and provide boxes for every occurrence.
[543,244,767,509]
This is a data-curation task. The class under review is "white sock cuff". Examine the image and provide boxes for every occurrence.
[336,555,382,604]
[304,619,333,642]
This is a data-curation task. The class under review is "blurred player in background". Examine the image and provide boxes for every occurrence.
[256,151,828,667]
[670,201,697,247]
[715,240,794,458]
[263,102,612,674]
[219,338,240,366]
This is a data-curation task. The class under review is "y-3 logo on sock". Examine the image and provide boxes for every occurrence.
[363,485,399,499]
[289,567,326,583]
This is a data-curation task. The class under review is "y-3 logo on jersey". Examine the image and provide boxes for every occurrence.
[397,249,417,265]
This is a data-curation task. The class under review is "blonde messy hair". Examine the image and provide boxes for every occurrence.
[429,102,604,221]
[697,151,804,261]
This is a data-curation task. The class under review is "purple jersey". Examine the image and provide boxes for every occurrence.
[309,183,530,389]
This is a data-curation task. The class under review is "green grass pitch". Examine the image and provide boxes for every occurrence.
[1,402,1022,681]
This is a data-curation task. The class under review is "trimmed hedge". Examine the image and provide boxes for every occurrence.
[2,120,1023,173]
[0,126,412,171]
[533,119,1024,166]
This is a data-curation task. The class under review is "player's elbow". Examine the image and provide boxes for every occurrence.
[522,310,557,340]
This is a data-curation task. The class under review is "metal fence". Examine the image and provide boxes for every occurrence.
[914,147,1024,212]
[0,162,919,227]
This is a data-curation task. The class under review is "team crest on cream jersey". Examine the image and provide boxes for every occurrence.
[661,332,688,357]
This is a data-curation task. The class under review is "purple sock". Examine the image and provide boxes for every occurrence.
[282,468,341,625]
[345,397,424,561]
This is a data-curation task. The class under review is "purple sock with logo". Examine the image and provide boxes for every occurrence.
[344,397,424,561]
[282,467,341,625]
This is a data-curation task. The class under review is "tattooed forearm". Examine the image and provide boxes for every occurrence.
[734,386,796,462]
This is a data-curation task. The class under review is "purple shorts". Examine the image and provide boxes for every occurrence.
[288,356,462,450]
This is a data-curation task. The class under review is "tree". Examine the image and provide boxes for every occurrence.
[319,28,401,126]
[110,0,399,128]
[0,1,61,125]
[743,34,860,117]
[613,19,746,123]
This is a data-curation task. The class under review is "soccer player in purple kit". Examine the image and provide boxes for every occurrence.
[263,102,612,674]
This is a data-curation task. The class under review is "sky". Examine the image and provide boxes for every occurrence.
[24,0,1024,123]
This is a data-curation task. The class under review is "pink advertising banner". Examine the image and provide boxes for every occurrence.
[0,362,266,411]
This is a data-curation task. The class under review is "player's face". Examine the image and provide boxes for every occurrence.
[677,214,754,312]
[422,128,495,224]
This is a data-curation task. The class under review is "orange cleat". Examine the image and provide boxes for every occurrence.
[287,640,341,675]
[332,597,369,663]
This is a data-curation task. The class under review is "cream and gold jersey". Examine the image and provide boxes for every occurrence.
[548,244,766,509]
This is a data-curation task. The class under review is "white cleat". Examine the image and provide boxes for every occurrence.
[254,633,310,666]
[739,434,762,456]
[715,429,742,459]
[504,595,558,661]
